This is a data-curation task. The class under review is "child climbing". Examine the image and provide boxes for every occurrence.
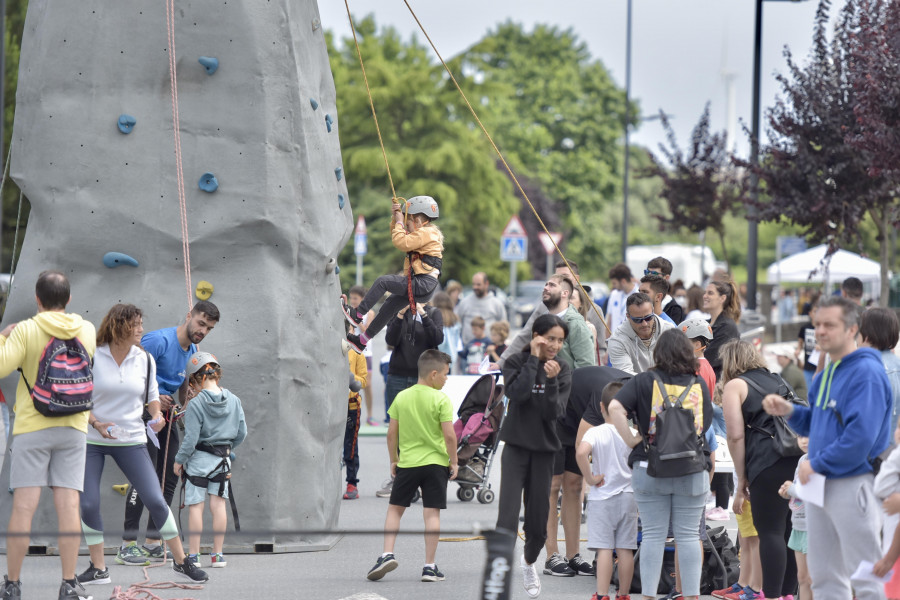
[342,196,443,352]
[173,352,247,570]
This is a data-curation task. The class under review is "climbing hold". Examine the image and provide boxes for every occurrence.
[103,252,139,268]
[195,280,214,300]
[325,114,333,132]
[117,114,136,134]
[335,266,341,275]
[310,98,319,110]
[198,172,218,192]
[325,257,336,274]
[334,167,343,181]
[338,194,345,209]
[311,17,321,32]
[112,484,129,496]
[198,56,219,75]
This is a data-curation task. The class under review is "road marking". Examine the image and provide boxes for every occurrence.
[337,593,389,600]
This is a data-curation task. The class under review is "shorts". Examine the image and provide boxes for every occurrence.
[788,528,807,554]
[10,427,86,491]
[390,464,449,509]
[736,500,758,538]
[553,445,580,476]
[184,476,231,506]
[587,493,638,551]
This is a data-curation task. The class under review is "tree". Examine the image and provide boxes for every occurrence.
[738,0,894,303]
[328,17,520,289]
[644,104,743,271]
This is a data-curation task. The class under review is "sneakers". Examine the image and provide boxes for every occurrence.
[141,543,173,562]
[343,484,359,500]
[187,553,203,568]
[725,586,761,600]
[375,478,394,498]
[346,333,367,353]
[543,552,575,577]
[713,583,743,599]
[618,596,632,600]
[590,595,609,600]
[367,553,399,581]
[0,576,20,600]
[76,563,110,586]
[366,417,380,427]
[706,506,730,521]
[173,559,209,583]
[58,580,91,600]
[210,553,227,568]
[115,542,150,566]
[421,565,445,582]
[664,588,683,599]
[521,555,541,598]
[568,553,594,576]
[340,296,364,327]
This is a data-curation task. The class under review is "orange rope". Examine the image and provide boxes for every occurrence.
[401,1,610,335]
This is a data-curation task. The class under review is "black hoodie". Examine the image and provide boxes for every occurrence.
[500,351,572,452]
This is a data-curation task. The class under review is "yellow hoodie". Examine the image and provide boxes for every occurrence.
[0,311,96,435]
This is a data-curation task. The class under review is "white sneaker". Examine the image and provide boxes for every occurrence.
[521,554,541,598]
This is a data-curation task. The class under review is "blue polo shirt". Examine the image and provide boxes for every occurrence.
[141,327,196,396]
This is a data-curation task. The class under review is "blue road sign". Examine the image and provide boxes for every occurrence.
[777,236,806,257]
[501,236,527,262]
[354,233,367,256]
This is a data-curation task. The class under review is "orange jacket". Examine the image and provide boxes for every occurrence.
[391,220,443,276]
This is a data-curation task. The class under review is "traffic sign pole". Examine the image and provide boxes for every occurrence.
[355,215,368,287]
[501,216,528,322]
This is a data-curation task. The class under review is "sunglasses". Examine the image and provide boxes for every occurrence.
[629,314,655,324]
[643,269,662,276]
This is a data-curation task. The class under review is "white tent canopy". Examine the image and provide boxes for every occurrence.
[766,244,881,287]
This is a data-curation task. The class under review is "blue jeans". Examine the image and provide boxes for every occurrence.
[384,374,418,422]
[632,465,709,597]
[711,404,727,438]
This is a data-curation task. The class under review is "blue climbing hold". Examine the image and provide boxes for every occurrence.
[325,114,333,132]
[338,194,345,209]
[103,252,139,268]
[335,167,343,181]
[335,266,341,275]
[310,98,319,110]
[198,56,219,75]
[117,114,136,134]
[198,172,219,193]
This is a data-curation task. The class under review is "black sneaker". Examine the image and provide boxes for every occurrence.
[421,565,445,582]
[141,544,174,562]
[76,562,110,586]
[58,580,92,600]
[0,576,20,600]
[367,553,399,581]
[543,552,576,576]
[347,333,367,353]
[340,296,364,327]
[173,560,209,583]
[568,553,595,576]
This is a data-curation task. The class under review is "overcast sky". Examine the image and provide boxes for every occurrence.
[317,0,825,160]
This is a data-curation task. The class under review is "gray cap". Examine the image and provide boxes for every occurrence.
[187,351,219,376]
[405,195,439,219]
[679,318,713,341]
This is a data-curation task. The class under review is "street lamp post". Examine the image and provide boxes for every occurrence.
[622,0,633,263]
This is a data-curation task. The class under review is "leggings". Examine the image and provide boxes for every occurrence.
[123,421,180,541]
[749,456,799,599]
[495,444,555,564]
[358,273,439,338]
[82,443,178,546]
[711,472,733,509]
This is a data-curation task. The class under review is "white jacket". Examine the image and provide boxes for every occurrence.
[606,315,675,375]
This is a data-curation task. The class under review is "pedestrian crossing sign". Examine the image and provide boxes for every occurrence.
[501,236,527,262]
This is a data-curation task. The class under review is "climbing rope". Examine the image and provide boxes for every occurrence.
[165,0,194,313]
[401,1,611,335]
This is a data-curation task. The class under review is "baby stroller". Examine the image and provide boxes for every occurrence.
[452,374,506,504]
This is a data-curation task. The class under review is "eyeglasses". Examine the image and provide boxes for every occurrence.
[643,269,662,276]
[629,314,655,324]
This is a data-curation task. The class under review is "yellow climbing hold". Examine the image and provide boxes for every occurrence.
[195,280,214,300]
[112,484,129,496]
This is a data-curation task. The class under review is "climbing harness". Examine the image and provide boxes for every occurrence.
[177,442,241,536]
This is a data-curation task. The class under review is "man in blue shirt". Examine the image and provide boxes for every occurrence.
[117,301,219,565]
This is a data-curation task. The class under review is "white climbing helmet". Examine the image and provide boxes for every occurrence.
[187,351,220,376]
[405,195,439,220]
[680,318,713,341]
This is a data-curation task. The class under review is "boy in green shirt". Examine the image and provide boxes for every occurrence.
[367,350,458,583]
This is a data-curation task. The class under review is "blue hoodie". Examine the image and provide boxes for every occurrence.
[174,388,247,466]
[788,347,891,478]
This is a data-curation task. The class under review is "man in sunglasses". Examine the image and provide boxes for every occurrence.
[606,292,675,375]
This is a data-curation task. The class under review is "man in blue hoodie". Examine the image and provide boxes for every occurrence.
[764,296,891,600]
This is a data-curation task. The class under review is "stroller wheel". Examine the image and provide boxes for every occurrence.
[477,488,495,504]
[457,486,475,502]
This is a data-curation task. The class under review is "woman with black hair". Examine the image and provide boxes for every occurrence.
[497,314,572,599]
[608,329,713,600]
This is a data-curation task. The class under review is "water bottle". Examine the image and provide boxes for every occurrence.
[107,425,123,438]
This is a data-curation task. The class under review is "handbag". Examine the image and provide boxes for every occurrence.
[740,374,806,458]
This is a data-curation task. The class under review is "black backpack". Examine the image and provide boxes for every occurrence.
[740,373,806,458]
[642,372,707,478]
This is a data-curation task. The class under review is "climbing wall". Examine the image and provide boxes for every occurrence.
[0,1,352,552]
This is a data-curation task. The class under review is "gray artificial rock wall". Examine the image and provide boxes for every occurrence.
[0,0,351,552]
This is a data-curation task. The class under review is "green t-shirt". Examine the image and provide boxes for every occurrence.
[387,384,454,468]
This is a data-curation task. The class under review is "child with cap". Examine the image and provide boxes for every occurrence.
[173,352,247,569]
[342,196,443,352]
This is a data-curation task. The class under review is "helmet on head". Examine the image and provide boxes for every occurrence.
[405,195,439,220]
[187,351,219,376]
[680,318,713,341]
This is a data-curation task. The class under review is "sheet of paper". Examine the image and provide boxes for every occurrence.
[478,355,500,375]
[808,349,821,368]
[146,418,161,449]
[795,472,825,507]
[852,560,893,584]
